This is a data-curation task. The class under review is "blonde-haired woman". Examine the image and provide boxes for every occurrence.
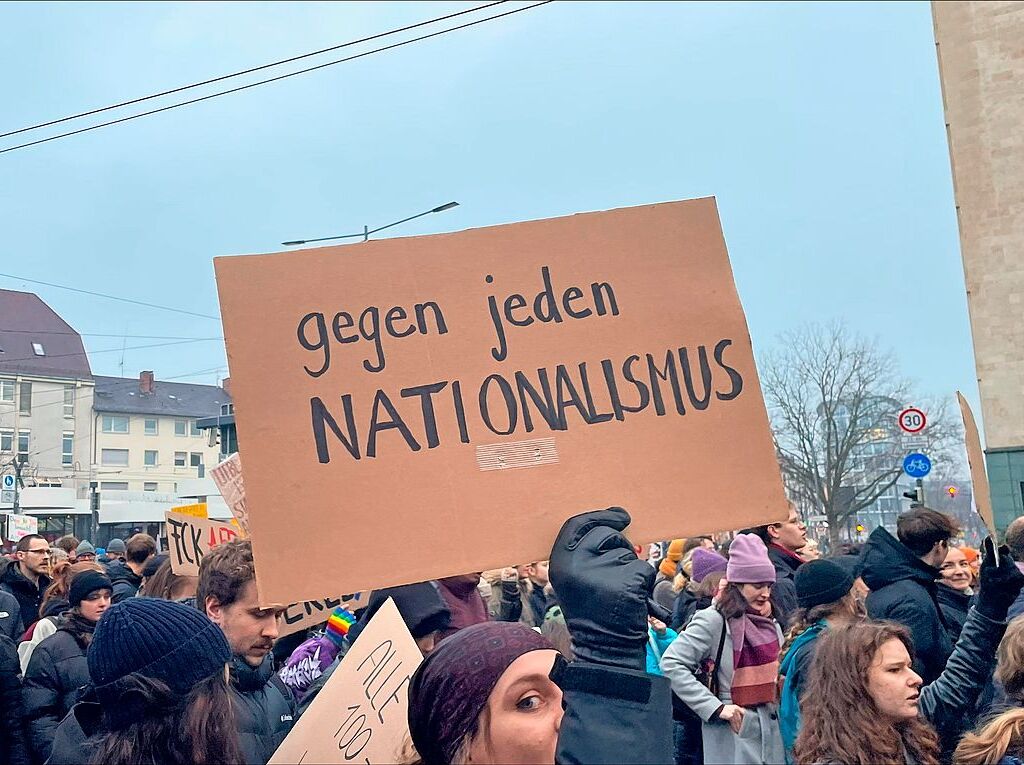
[955,617,1024,764]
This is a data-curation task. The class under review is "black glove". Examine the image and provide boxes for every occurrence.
[976,537,1024,621]
[549,507,655,671]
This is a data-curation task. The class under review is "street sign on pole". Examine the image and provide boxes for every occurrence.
[1,490,14,504]
[1,474,14,491]
[898,407,927,434]
[903,452,932,478]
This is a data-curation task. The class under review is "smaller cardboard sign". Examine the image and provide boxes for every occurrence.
[277,591,373,638]
[957,392,996,539]
[164,510,243,576]
[209,454,250,536]
[8,514,38,542]
[171,502,208,519]
[269,598,422,765]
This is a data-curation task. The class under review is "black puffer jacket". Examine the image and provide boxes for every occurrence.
[0,589,22,639]
[670,587,712,632]
[861,527,953,685]
[0,635,29,765]
[935,584,973,643]
[0,560,49,632]
[22,616,92,763]
[768,543,803,628]
[104,561,142,604]
[229,654,295,765]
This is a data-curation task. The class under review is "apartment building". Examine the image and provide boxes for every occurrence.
[0,290,94,502]
[92,372,230,494]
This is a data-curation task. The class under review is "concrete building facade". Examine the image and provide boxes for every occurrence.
[92,372,230,495]
[933,1,1024,528]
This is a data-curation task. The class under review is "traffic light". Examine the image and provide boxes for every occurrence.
[903,483,924,507]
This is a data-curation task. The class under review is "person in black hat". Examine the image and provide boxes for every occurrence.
[48,597,241,765]
[22,569,111,763]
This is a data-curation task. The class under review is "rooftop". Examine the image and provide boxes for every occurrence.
[93,373,230,417]
[0,289,92,379]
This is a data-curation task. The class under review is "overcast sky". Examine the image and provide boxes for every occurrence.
[0,2,976,427]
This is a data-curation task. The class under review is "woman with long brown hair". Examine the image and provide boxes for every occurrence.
[661,534,785,764]
[47,597,242,765]
[794,539,1024,764]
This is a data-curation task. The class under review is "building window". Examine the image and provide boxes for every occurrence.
[190,452,203,468]
[190,420,201,437]
[31,342,45,356]
[144,418,158,436]
[0,430,11,452]
[174,451,186,467]
[101,415,129,434]
[17,430,29,463]
[174,420,187,437]
[144,450,158,466]
[0,380,13,403]
[101,448,129,466]
[63,385,75,418]
[144,482,158,492]
[100,481,128,491]
[18,382,31,414]
[62,432,74,466]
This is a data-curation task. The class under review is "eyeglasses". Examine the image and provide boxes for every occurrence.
[26,548,51,556]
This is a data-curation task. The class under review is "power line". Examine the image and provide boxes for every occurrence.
[0,337,219,364]
[0,1,506,141]
[0,272,221,320]
[0,329,223,340]
[0,1,553,156]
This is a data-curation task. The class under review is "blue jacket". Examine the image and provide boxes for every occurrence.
[779,621,828,763]
[646,626,677,676]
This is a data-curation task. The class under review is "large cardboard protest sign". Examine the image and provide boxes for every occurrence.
[216,198,788,604]
[269,597,421,765]
[277,591,373,638]
[164,510,243,576]
[958,392,997,538]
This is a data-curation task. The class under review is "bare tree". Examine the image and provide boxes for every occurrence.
[760,323,961,549]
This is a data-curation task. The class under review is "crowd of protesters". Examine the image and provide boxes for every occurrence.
[0,504,1023,764]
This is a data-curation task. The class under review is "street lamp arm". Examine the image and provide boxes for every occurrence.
[282,201,458,246]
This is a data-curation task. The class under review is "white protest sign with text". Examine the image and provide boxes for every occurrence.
[269,598,421,765]
[164,510,244,576]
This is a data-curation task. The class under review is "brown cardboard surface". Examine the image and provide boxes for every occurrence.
[209,454,250,535]
[957,391,996,538]
[268,598,421,765]
[277,591,373,638]
[215,198,788,604]
[164,510,243,576]
[170,502,208,519]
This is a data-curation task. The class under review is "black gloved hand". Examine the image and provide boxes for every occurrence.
[976,537,1024,621]
[549,507,655,671]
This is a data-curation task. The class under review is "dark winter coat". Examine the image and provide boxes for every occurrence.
[935,584,973,643]
[0,559,49,632]
[552,657,675,765]
[229,654,295,765]
[670,588,712,632]
[104,560,142,604]
[768,543,803,628]
[861,527,954,685]
[0,589,22,639]
[0,634,29,765]
[43,693,100,765]
[22,616,92,764]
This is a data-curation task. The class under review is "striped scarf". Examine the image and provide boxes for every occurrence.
[728,610,780,707]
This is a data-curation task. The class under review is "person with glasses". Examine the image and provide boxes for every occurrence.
[860,508,960,685]
[0,535,52,634]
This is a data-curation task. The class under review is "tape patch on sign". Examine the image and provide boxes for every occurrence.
[476,437,559,471]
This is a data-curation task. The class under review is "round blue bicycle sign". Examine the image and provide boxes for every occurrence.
[903,453,932,478]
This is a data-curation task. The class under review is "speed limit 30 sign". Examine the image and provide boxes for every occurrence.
[898,407,927,434]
